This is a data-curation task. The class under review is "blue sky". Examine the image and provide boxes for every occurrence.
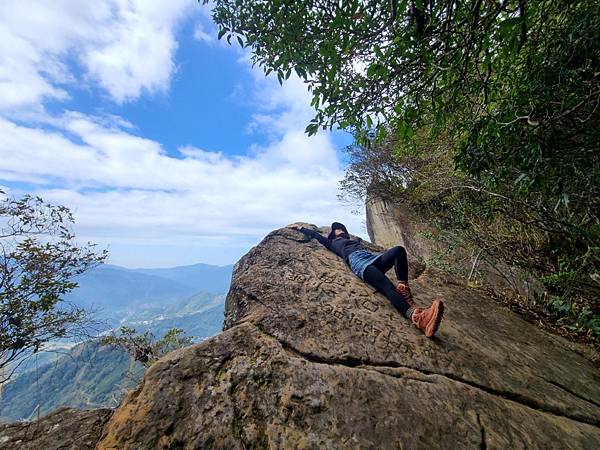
[0,0,365,268]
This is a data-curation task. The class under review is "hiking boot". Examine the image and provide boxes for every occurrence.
[396,282,417,308]
[411,299,444,338]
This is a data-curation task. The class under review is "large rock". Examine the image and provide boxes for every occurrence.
[0,407,112,450]
[97,225,600,449]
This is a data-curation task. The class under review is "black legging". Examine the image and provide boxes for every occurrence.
[362,246,410,316]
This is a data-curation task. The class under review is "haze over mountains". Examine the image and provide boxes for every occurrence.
[66,263,233,318]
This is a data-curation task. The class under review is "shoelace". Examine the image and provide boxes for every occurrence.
[396,282,414,304]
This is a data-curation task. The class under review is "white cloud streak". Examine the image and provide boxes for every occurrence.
[0,108,361,235]
[193,23,214,44]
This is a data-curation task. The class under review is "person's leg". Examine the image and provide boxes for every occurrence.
[363,265,412,317]
[363,264,445,337]
[372,246,409,283]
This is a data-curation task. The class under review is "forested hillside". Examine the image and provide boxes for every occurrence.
[66,263,233,316]
[0,341,138,421]
[1,296,225,421]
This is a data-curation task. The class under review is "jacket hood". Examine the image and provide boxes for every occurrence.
[328,222,349,240]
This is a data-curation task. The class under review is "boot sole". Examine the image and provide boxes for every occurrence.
[425,300,444,337]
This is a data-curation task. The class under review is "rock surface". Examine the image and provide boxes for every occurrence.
[366,193,599,364]
[97,225,600,449]
[0,407,112,450]
[365,194,441,262]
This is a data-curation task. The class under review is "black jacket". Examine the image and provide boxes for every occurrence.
[298,227,365,263]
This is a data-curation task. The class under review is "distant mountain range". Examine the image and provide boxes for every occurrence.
[0,262,232,421]
[66,262,233,317]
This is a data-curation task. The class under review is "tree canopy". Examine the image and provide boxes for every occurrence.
[100,326,194,368]
[205,0,598,199]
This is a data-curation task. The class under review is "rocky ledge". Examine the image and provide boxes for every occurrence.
[92,225,599,449]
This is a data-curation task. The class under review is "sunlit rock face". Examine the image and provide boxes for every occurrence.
[95,225,600,450]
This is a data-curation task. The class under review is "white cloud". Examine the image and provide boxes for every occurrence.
[82,1,194,103]
[0,0,195,110]
[193,23,214,44]
[0,108,364,258]
[192,1,231,48]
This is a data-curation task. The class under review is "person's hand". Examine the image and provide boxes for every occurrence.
[287,224,301,230]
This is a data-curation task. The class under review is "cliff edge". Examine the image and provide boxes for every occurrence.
[91,224,599,449]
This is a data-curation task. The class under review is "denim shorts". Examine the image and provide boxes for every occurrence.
[348,249,382,280]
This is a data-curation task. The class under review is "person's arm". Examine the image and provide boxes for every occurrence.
[289,225,332,250]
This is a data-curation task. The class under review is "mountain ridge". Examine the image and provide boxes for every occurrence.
[65,262,233,317]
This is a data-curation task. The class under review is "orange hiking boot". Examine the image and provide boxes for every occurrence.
[411,299,444,337]
[396,282,417,308]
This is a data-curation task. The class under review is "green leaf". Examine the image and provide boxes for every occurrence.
[305,123,319,136]
[311,94,321,108]
[514,174,527,184]
[498,17,522,31]
[366,63,380,78]
[295,66,307,79]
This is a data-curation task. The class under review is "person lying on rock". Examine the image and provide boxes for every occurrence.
[287,222,444,337]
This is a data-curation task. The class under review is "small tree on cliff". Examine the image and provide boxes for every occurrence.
[100,326,194,367]
[0,190,107,383]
